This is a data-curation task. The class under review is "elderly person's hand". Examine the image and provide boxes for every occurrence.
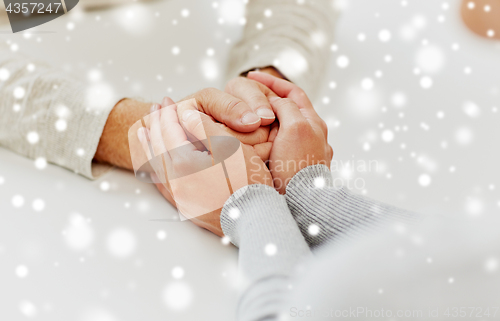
[247,71,334,194]
[138,97,272,236]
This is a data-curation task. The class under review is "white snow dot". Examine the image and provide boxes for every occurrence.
[462,101,481,118]
[157,230,167,240]
[464,66,472,74]
[418,174,432,187]
[314,177,326,188]
[228,208,240,219]
[181,9,190,17]
[55,119,67,132]
[100,181,110,191]
[264,9,272,17]
[452,43,460,51]
[273,49,308,78]
[465,197,483,215]
[384,55,393,63]
[485,258,498,272]
[455,127,473,145]
[265,243,277,256]
[415,45,445,73]
[14,87,26,99]
[171,46,180,55]
[27,132,39,144]
[65,213,94,251]
[34,157,47,170]
[66,22,75,30]
[106,228,137,258]
[336,55,349,68]
[487,29,495,38]
[436,111,445,119]
[391,92,407,107]
[420,76,433,89]
[172,266,185,279]
[19,301,37,317]
[27,64,35,72]
[484,5,491,12]
[378,29,392,42]
[448,277,454,283]
[221,236,231,245]
[381,130,394,142]
[16,265,29,278]
[12,195,25,208]
[0,68,10,81]
[162,282,193,311]
[361,78,374,90]
[200,58,219,80]
[308,224,320,236]
[76,148,85,157]
[32,199,45,212]
[467,2,475,9]
[357,33,366,41]
[0,176,4,185]
[206,48,215,56]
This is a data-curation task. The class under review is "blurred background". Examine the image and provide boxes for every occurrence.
[0,0,499,320]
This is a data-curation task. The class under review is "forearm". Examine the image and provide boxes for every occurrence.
[227,0,338,98]
[221,185,311,321]
[286,165,422,249]
[94,98,152,170]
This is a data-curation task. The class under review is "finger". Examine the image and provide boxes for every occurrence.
[159,97,196,153]
[253,142,273,162]
[249,71,325,133]
[247,71,314,110]
[148,104,167,156]
[269,97,308,130]
[137,127,153,160]
[220,124,270,146]
[180,88,261,132]
[226,78,276,125]
[181,109,233,151]
[268,121,279,142]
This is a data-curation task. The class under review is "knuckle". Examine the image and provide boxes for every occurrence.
[225,98,246,114]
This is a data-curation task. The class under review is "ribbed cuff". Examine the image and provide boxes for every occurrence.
[286,165,421,248]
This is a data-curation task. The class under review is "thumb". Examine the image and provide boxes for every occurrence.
[179,88,261,133]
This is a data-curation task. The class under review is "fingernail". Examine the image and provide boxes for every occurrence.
[150,103,160,113]
[162,97,172,107]
[182,110,197,122]
[256,108,275,119]
[241,112,260,125]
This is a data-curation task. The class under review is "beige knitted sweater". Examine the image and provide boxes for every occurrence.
[0,0,336,179]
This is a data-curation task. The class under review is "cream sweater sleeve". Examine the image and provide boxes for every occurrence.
[227,0,338,98]
[0,44,113,179]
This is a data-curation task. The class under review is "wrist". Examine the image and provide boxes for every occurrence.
[94,98,152,170]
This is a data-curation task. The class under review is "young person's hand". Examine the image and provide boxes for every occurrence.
[247,72,334,194]
[138,97,273,236]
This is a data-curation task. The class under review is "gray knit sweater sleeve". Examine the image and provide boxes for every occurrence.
[221,184,311,321]
[227,0,338,98]
[285,165,421,248]
[0,44,113,179]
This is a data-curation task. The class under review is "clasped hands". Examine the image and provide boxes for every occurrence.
[136,72,333,236]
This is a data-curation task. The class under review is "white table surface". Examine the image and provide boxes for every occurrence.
[1,0,499,320]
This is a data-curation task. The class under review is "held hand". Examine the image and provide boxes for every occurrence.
[176,88,272,160]
[247,72,334,194]
[138,97,272,236]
